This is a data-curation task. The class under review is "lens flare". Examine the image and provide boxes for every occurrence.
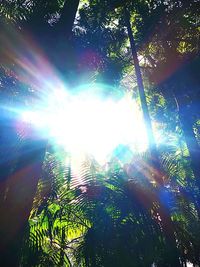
[1,22,147,164]
[21,85,148,163]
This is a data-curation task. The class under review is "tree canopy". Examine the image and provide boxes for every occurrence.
[0,0,200,266]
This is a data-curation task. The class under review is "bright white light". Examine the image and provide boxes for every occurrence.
[21,86,148,162]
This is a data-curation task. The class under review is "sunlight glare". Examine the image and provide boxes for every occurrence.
[21,86,148,163]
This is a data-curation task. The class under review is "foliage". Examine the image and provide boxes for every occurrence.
[19,148,200,267]
[1,0,200,266]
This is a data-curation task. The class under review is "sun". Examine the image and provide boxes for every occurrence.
[21,84,148,163]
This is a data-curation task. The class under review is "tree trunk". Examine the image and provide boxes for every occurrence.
[0,109,47,265]
[57,0,80,37]
[124,9,157,158]
[124,9,181,267]
[0,0,80,265]
[179,105,200,182]
[177,95,200,214]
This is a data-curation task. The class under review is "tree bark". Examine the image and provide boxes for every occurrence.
[0,132,46,266]
[57,0,80,38]
[124,9,181,267]
[177,96,200,215]
[124,8,166,186]
[0,0,80,265]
